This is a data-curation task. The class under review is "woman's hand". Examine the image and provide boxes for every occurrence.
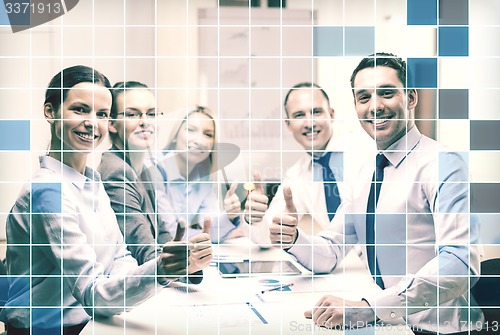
[188,217,213,274]
[223,183,241,220]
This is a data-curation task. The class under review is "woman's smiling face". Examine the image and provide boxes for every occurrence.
[109,88,157,150]
[175,112,215,167]
[48,82,112,152]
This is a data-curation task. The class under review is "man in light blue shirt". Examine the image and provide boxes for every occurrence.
[271,53,483,334]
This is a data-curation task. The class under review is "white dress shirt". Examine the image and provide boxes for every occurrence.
[288,126,484,333]
[249,132,372,246]
[0,156,160,329]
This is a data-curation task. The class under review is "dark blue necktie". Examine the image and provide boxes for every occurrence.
[314,152,341,221]
[366,153,389,289]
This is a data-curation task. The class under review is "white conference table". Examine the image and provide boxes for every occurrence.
[81,238,414,335]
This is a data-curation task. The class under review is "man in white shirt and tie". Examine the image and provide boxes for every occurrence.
[245,82,357,246]
[270,53,483,334]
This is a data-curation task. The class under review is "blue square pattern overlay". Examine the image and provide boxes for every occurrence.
[438,152,470,214]
[3,0,30,26]
[313,26,343,56]
[439,27,468,56]
[345,27,374,56]
[470,121,500,150]
[32,308,62,335]
[0,0,9,25]
[408,0,437,25]
[439,0,468,25]
[313,27,374,57]
[439,151,469,183]
[0,120,30,150]
[407,58,438,88]
[0,273,9,306]
[439,89,469,119]
[471,183,500,214]
[1,276,30,307]
[31,182,62,214]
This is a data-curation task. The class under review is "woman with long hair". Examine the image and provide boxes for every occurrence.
[153,106,242,242]
[98,82,212,277]
[0,66,189,334]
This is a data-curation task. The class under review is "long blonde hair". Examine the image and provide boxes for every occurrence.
[164,105,218,178]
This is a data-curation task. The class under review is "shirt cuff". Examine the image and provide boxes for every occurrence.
[286,230,318,271]
[363,285,407,322]
[287,229,312,252]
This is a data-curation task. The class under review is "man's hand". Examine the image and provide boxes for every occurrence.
[270,186,299,249]
[173,219,186,241]
[187,217,213,274]
[223,183,241,220]
[157,221,189,280]
[244,171,269,224]
[304,295,375,329]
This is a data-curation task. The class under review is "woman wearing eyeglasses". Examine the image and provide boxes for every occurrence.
[0,68,189,335]
[98,82,212,277]
[151,106,242,243]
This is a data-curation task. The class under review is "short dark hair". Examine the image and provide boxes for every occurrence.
[350,52,407,92]
[44,65,112,111]
[111,81,150,118]
[283,82,330,116]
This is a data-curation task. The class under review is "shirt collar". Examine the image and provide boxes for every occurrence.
[324,135,343,152]
[39,155,101,190]
[381,126,422,168]
[307,134,342,161]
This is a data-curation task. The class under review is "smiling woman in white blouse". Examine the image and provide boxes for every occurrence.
[152,106,243,243]
[0,66,189,335]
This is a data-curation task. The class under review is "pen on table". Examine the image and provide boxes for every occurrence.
[221,168,231,191]
[246,302,268,324]
[260,283,294,294]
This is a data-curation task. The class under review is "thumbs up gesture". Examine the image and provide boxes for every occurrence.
[173,219,186,242]
[270,186,299,249]
[243,171,269,224]
[187,217,213,274]
[157,220,189,280]
[223,183,241,220]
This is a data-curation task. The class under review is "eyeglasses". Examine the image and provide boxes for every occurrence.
[116,110,163,119]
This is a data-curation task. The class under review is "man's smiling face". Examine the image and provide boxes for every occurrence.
[285,88,334,152]
[353,66,417,150]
